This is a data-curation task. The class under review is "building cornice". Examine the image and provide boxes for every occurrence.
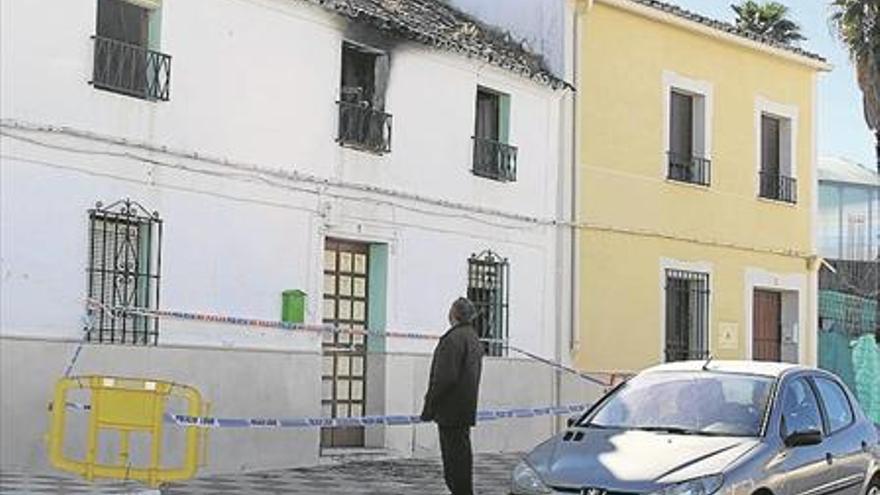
[592,0,832,72]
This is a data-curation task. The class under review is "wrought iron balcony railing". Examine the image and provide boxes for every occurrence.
[759,171,797,204]
[91,36,171,101]
[667,151,711,186]
[472,137,517,182]
[337,101,393,154]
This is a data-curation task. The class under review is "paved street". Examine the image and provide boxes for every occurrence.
[166,452,520,494]
[0,453,521,494]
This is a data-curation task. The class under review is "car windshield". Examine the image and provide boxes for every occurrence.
[586,371,775,437]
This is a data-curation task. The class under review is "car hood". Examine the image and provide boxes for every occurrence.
[527,428,759,492]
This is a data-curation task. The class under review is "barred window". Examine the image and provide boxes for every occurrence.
[467,251,509,357]
[665,269,710,362]
[86,199,162,345]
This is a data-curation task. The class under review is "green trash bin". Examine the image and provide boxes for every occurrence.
[281,290,306,325]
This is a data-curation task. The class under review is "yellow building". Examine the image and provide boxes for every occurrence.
[573,0,831,373]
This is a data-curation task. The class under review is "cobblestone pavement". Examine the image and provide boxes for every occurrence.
[0,470,158,494]
[163,453,521,494]
[1,453,522,494]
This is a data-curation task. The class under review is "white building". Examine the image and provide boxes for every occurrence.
[0,0,600,474]
[818,156,880,262]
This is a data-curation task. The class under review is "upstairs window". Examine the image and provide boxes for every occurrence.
[667,89,710,186]
[759,113,797,203]
[846,214,867,260]
[86,199,162,345]
[473,87,517,182]
[467,251,509,357]
[337,42,392,154]
[93,0,170,101]
[664,269,710,362]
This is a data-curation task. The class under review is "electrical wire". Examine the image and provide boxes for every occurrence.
[0,120,553,225]
[0,128,549,232]
[1,119,815,259]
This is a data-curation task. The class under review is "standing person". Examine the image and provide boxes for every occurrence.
[420,297,484,495]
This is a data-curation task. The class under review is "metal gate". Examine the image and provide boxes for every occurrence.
[321,239,369,448]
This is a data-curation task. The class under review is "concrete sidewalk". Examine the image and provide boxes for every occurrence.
[1,453,522,494]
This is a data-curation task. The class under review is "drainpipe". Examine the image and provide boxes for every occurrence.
[553,0,582,434]
[569,0,583,357]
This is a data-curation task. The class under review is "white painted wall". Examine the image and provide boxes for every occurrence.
[0,0,580,473]
[1,0,564,350]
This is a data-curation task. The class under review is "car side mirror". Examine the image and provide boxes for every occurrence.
[784,429,823,448]
[566,414,580,428]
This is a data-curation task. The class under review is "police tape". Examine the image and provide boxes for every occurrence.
[66,402,589,429]
[85,299,627,387]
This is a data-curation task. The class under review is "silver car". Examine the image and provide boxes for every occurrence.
[512,361,880,495]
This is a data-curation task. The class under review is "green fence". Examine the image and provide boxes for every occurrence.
[818,290,879,423]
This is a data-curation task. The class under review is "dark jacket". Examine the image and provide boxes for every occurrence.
[420,322,484,427]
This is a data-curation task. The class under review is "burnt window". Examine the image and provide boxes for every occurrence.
[337,42,392,153]
[86,199,162,345]
[665,269,710,362]
[92,0,170,101]
[467,251,509,357]
[473,87,516,182]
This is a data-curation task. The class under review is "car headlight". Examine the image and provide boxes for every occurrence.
[511,460,552,495]
[649,474,724,495]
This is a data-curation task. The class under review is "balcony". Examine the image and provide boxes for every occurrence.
[472,137,517,182]
[667,151,711,187]
[337,101,393,154]
[759,171,797,204]
[91,36,171,101]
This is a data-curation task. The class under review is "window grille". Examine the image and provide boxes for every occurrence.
[86,199,162,345]
[665,269,710,362]
[467,251,509,357]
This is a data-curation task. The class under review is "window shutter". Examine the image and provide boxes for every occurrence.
[669,91,693,157]
[475,90,500,141]
[761,115,781,174]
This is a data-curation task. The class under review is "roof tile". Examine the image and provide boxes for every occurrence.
[625,0,826,62]
[301,0,566,88]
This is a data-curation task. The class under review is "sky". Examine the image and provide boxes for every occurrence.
[667,0,875,168]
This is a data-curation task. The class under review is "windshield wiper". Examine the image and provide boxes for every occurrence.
[633,426,701,435]
[582,423,622,430]
[633,426,739,437]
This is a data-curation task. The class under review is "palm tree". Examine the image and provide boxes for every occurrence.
[731,1,806,45]
[830,0,880,172]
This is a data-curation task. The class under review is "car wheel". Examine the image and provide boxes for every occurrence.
[868,478,880,495]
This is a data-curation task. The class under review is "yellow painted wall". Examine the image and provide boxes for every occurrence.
[575,1,820,372]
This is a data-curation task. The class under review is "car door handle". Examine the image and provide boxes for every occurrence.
[862,441,870,452]
[825,452,833,464]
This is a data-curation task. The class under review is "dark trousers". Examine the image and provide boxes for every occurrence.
[438,426,473,495]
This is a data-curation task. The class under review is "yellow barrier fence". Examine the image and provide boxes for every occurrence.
[47,376,204,487]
